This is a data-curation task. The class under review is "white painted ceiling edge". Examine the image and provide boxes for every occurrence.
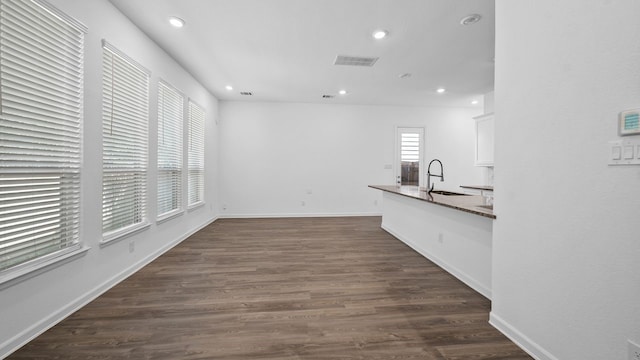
[108,0,495,108]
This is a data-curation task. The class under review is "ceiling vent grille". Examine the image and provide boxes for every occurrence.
[334,55,379,67]
[240,91,252,96]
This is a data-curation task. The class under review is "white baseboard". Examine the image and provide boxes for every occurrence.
[1,216,218,360]
[489,312,558,360]
[382,222,492,300]
[218,212,382,219]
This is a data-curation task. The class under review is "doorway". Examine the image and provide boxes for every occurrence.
[396,127,424,187]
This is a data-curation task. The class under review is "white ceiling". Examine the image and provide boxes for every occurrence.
[108,0,495,108]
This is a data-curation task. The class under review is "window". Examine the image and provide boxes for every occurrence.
[187,100,204,207]
[0,0,86,274]
[157,81,183,219]
[101,41,150,242]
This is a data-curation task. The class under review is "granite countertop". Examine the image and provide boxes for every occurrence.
[369,185,496,219]
[460,185,494,191]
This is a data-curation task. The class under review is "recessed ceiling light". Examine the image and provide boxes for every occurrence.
[225,85,233,91]
[460,14,482,26]
[436,88,446,94]
[471,100,479,105]
[372,30,388,40]
[168,16,185,28]
[338,89,348,95]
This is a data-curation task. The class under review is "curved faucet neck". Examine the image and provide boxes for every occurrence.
[426,159,444,193]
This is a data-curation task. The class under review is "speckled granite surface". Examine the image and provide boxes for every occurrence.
[460,185,494,191]
[369,185,496,219]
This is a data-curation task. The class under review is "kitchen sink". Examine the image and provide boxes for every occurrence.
[428,190,471,196]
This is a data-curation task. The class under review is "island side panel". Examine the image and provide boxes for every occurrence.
[380,191,493,299]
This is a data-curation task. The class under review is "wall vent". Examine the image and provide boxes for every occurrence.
[322,94,334,99]
[334,55,379,67]
[240,91,252,96]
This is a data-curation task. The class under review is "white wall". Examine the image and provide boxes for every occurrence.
[0,0,219,357]
[218,101,483,217]
[491,1,640,359]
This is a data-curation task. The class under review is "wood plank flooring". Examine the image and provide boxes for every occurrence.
[8,217,532,359]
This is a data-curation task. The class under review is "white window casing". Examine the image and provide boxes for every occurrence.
[101,41,150,243]
[187,100,204,208]
[0,0,87,281]
[157,81,183,221]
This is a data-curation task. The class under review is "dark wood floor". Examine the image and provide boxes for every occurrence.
[8,217,532,359]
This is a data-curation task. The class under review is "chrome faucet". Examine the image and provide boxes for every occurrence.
[426,159,444,194]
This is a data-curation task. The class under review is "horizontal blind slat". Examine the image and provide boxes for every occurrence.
[187,101,204,205]
[101,45,149,236]
[157,82,183,216]
[0,0,82,272]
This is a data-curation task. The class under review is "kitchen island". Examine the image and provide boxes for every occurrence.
[369,185,494,299]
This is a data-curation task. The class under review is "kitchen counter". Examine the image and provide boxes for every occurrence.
[369,184,494,298]
[460,185,494,192]
[369,185,495,219]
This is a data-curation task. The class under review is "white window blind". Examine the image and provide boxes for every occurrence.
[0,0,86,273]
[401,133,420,162]
[157,81,183,218]
[187,100,204,207]
[101,41,150,241]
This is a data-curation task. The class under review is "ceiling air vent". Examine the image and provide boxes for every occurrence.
[322,94,334,99]
[334,55,379,67]
[240,91,252,96]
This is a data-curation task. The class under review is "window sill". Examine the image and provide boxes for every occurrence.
[0,245,90,290]
[156,209,184,224]
[187,201,205,212]
[100,221,151,247]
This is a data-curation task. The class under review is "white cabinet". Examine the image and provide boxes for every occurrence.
[474,113,494,166]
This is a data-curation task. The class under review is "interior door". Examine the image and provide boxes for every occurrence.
[395,127,425,187]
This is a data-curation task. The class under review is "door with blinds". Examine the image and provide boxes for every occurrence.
[395,127,425,188]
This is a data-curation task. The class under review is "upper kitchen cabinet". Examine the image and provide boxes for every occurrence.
[474,113,494,166]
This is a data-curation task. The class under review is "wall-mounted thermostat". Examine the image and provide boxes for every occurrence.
[619,109,640,136]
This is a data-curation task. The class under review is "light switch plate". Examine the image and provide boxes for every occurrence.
[612,144,622,160]
[609,139,640,165]
[624,146,634,159]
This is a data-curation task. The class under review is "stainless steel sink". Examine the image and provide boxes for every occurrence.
[428,190,471,196]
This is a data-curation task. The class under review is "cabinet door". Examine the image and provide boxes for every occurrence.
[474,113,494,166]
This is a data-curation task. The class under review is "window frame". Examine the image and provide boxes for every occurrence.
[156,80,184,222]
[0,0,89,286]
[187,99,205,209]
[100,40,151,244]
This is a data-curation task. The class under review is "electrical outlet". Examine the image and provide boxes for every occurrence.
[374,199,378,206]
[629,339,640,360]
[128,241,135,253]
[301,201,306,206]
[438,233,444,244]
